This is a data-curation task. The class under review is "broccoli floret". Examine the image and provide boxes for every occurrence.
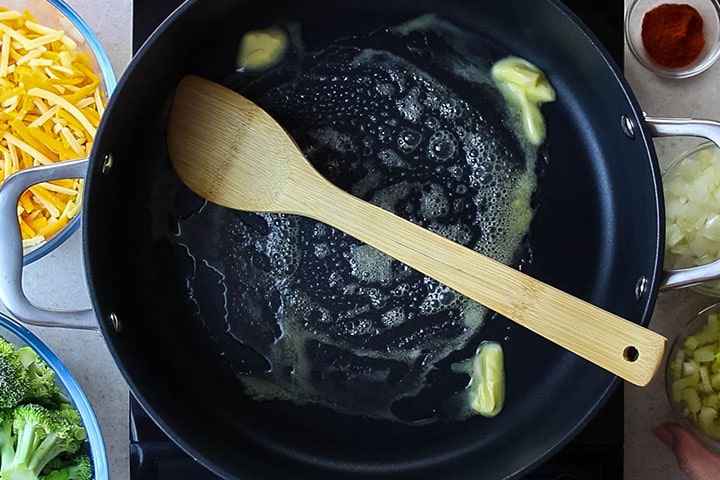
[0,338,61,410]
[0,404,85,480]
[40,453,92,480]
[16,347,59,406]
[0,338,92,480]
[0,338,30,409]
[52,406,86,445]
[0,408,16,468]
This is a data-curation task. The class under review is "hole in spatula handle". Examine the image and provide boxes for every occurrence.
[624,346,640,362]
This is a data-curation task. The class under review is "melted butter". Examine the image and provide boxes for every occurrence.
[469,341,505,417]
[173,15,549,424]
[491,56,556,146]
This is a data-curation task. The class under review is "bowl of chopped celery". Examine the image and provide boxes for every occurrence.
[663,141,720,296]
[667,302,720,451]
[0,0,116,265]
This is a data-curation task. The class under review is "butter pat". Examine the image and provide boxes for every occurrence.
[237,27,287,71]
[470,341,505,417]
[491,56,556,146]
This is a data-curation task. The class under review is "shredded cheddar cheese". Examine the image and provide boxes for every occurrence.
[0,7,107,250]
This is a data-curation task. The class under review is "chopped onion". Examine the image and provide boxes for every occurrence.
[664,144,720,294]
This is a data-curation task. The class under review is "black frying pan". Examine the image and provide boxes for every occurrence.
[0,0,680,478]
[88,0,663,478]
[78,1,664,478]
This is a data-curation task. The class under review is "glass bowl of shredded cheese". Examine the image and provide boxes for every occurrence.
[666,302,720,452]
[663,142,720,296]
[0,0,116,264]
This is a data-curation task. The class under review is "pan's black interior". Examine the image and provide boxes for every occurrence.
[93,0,659,479]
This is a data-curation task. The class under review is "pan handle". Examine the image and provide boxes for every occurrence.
[645,116,720,148]
[645,116,720,291]
[0,159,97,330]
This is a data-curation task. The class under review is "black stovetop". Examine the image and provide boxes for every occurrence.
[132,0,625,63]
[129,390,623,480]
[129,1,625,479]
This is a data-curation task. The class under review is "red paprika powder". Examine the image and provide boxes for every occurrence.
[641,3,705,69]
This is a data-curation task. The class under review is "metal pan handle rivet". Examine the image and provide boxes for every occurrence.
[101,152,114,174]
[621,115,636,139]
[107,312,121,333]
[635,275,647,300]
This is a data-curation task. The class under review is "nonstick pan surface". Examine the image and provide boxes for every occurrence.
[83,0,662,478]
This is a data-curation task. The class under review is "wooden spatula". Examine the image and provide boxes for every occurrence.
[167,75,666,386]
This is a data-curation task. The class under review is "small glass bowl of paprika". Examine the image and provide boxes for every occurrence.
[626,0,720,78]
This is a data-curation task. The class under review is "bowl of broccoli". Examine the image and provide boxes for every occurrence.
[0,312,107,480]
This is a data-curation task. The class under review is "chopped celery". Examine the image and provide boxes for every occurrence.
[686,336,701,351]
[682,387,702,414]
[704,393,720,408]
[699,406,718,429]
[701,365,713,393]
[672,349,686,378]
[670,311,720,439]
[673,374,700,402]
[698,407,720,438]
[695,345,718,363]
[683,361,698,376]
[697,315,720,344]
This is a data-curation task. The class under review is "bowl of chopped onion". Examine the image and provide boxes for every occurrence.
[667,302,720,451]
[664,141,720,296]
[0,0,116,264]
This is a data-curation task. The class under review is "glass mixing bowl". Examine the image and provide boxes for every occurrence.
[0,0,117,265]
[666,302,720,452]
[663,141,720,297]
[0,312,108,478]
[626,0,720,78]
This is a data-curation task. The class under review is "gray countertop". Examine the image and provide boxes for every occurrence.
[623,5,720,476]
[0,1,717,479]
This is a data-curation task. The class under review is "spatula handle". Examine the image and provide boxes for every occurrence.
[291,178,666,387]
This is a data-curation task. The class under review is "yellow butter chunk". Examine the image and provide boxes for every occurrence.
[0,7,107,249]
[470,341,505,418]
[236,28,287,71]
[491,56,556,146]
